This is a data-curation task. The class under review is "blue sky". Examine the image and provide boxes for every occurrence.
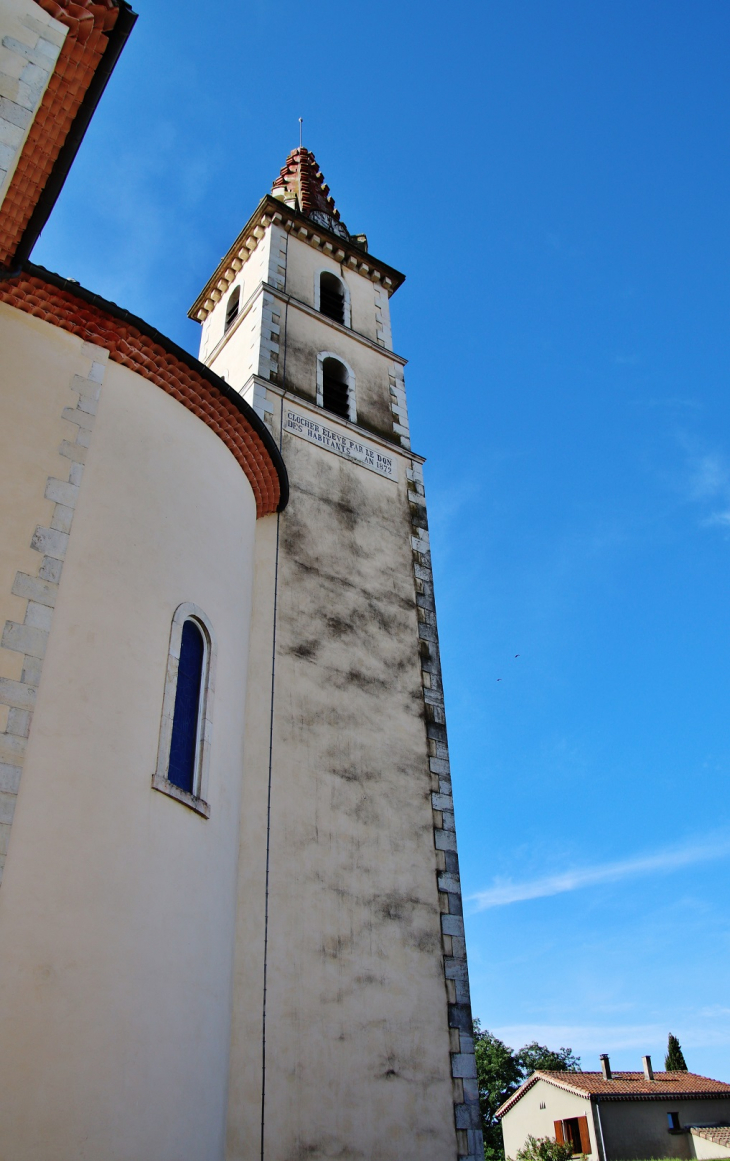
[35,1,730,1079]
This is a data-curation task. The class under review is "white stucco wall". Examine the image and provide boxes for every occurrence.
[500,1079,596,1161]
[283,232,386,343]
[0,332,259,1161]
[276,299,398,437]
[199,200,463,1157]
[225,408,457,1161]
[691,1130,730,1159]
[205,232,406,445]
[200,228,272,361]
[196,197,476,1160]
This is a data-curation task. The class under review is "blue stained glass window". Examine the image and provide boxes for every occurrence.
[168,619,205,794]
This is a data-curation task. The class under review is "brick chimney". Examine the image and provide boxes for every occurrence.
[600,1054,612,1080]
[643,1055,654,1081]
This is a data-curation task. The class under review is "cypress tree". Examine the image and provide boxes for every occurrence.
[665,1034,688,1071]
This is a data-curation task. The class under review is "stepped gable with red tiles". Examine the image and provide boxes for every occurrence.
[0,266,287,516]
[0,0,124,268]
[271,147,347,227]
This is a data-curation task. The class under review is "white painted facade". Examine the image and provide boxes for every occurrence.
[499,1077,599,1160]
[499,1074,730,1161]
[0,62,481,1156]
[194,164,482,1160]
[600,1098,730,1161]
[0,312,260,1159]
[691,1128,730,1159]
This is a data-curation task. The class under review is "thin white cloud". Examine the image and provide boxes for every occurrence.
[491,1020,730,1055]
[674,437,730,529]
[702,509,730,528]
[468,834,730,911]
[688,452,729,501]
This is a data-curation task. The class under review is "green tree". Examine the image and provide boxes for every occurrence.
[515,1135,576,1161]
[472,1021,582,1161]
[665,1033,688,1072]
[473,1021,523,1161]
[518,1042,581,1076]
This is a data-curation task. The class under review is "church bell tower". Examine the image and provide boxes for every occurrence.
[190,147,483,1161]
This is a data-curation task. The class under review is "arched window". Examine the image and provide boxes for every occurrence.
[168,619,205,794]
[319,271,345,325]
[321,357,350,420]
[153,604,216,817]
[224,286,240,333]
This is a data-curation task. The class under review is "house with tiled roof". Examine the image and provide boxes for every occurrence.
[497,1055,730,1161]
[0,1,482,1159]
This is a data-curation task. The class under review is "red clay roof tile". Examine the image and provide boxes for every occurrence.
[271,147,347,231]
[497,1072,730,1117]
[0,0,119,268]
[691,1126,730,1147]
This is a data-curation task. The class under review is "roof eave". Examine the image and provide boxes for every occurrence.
[8,2,138,271]
[22,260,288,512]
[188,194,406,321]
[495,1074,542,1119]
[592,1091,730,1103]
[497,1071,730,1116]
[497,1073,594,1118]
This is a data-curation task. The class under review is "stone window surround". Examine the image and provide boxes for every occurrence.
[316,351,356,424]
[152,602,217,819]
[224,285,240,333]
[313,266,351,330]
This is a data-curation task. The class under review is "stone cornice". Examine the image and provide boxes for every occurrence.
[188,195,406,323]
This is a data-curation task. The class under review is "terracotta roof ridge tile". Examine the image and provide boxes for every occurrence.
[271,147,348,233]
[690,1126,730,1145]
[35,0,119,40]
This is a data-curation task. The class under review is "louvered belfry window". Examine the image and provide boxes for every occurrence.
[225,286,240,332]
[319,272,345,324]
[322,357,349,420]
[168,619,205,795]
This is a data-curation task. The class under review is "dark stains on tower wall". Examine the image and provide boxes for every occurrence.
[264,427,460,1153]
[284,329,398,445]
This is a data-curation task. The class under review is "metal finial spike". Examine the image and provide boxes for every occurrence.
[298,117,303,150]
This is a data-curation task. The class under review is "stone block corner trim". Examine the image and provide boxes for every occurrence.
[407,459,484,1161]
[0,340,107,882]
